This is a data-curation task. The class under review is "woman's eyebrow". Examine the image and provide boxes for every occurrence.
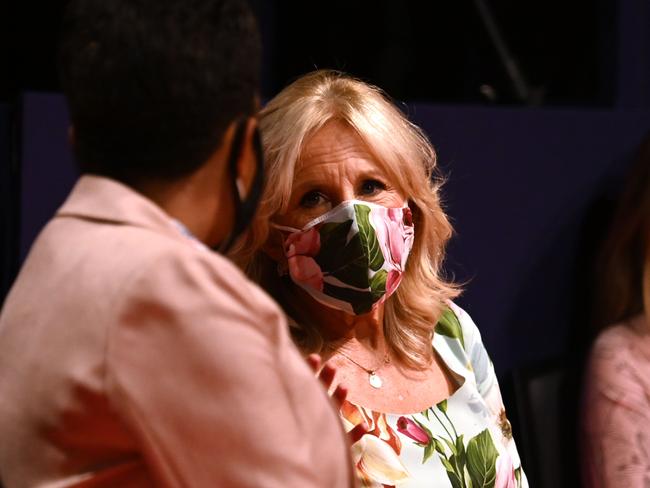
[357,170,387,180]
[292,166,333,188]
[292,178,331,194]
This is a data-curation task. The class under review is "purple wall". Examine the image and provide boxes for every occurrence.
[16,92,650,374]
[19,93,76,262]
[410,105,650,373]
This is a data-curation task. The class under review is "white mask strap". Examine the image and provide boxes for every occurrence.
[269,222,302,233]
[236,177,247,199]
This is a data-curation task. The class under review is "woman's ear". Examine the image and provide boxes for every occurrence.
[261,227,286,263]
[234,117,259,199]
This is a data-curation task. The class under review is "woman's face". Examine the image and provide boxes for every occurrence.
[274,120,406,229]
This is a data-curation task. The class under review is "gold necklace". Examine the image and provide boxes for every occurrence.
[327,345,391,389]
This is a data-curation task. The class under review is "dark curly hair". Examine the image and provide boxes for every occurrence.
[58,0,261,184]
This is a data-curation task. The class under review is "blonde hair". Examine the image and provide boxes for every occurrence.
[233,70,460,369]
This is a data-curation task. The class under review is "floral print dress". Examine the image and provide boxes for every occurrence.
[339,303,528,488]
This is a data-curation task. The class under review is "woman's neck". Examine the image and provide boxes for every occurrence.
[288,283,388,352]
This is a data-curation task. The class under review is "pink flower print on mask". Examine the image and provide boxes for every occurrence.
[370,207,413,272]
[285,226,320,256]
[275,201,415,315]
[285,228,324,292]
[385,270,402,298]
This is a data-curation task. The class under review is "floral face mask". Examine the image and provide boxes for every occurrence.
[273,200,415,315]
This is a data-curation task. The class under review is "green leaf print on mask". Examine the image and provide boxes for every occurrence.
[369,269,387,301]
[315,220,353,273]
[436,308,465,348]
[312,205,390,314]
[316,220,369,289]
[315,208,386,291]
[327,252,369,289]
[354,204,385,271]
[466,429,498,488]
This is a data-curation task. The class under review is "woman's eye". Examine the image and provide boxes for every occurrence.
[299,191,326,208]
[360,179,386,196]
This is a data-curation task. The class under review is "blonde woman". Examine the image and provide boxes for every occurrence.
[581,134,650,487]
[235,70,528,487]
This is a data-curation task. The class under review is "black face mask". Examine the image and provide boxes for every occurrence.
[216,119,265,254]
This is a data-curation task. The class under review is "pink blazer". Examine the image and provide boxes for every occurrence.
[0,176,353,487]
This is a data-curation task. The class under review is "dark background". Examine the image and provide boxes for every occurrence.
[2,1,650,485]
[3,0,624,105]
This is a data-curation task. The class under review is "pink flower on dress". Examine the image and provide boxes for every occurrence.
[495,454,516,488]
[340,401,409,487]
[396,416,430,444]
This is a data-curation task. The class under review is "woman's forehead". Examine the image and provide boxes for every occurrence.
[300,120,365,157]
[296,120,390,176]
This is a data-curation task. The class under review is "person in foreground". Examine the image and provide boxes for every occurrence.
[0,2,353,486]
[581,133,650,487]
[233,70,528,487]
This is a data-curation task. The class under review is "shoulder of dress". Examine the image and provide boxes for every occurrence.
[433,302,476,376]
[435,301,483,352]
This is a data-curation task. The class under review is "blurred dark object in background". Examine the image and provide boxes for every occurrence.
[269,0,615,107]
[4,0,623,107]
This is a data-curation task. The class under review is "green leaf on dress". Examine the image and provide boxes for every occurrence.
[354,204,385,271]
[443,438,458,457]
[466,429,498,488]
[422,442,435,464]
[443,456,464,488]
[455,434,466,462]
[436,307,465,348]
[447,474,463,488]
[433,437,447,455]
[437,399,448,413]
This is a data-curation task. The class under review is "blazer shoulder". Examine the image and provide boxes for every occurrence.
[115,235,286,336]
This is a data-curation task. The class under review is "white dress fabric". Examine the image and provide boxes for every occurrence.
[339,303,528,488]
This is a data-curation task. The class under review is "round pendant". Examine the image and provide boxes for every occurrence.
[368,372,383,389]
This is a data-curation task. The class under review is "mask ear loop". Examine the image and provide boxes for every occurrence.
[267,223,298,277]
[269,223,302,233]
[216,120,265,254]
